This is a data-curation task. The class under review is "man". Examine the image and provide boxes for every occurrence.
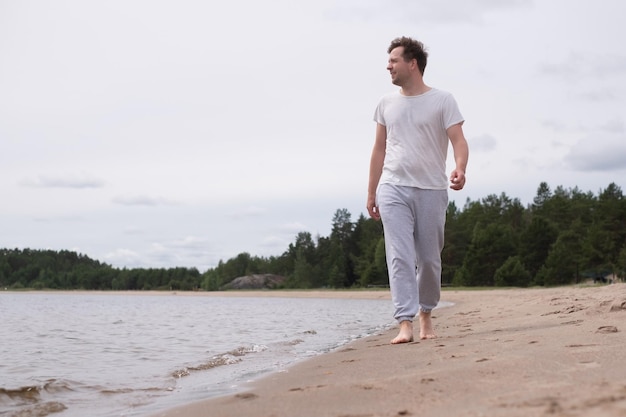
[367,36,469,344]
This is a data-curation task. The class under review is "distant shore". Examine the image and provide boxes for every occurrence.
[3,288,393,299]
[148,284,626,417]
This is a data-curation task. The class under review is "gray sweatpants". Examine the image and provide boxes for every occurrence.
[377,184,448,323]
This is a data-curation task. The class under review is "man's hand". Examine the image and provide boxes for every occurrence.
[447,123,468,191]
[367,194,381,220]
[449,169,466,191]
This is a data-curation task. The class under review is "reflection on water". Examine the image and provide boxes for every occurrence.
[0,292,395,417]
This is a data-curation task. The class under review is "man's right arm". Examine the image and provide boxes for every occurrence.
[367,123,387,220]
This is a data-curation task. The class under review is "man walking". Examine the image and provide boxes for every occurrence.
[367,36,469,344]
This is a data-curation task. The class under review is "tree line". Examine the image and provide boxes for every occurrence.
[2,182,625,291]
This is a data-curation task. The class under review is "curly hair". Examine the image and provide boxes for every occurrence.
[387,37,428,75]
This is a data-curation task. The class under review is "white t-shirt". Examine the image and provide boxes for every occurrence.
[373,88,464,190]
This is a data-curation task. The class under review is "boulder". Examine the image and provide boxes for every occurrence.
[220,274,286,290]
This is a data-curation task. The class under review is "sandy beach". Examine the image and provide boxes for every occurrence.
[151,284,626,417]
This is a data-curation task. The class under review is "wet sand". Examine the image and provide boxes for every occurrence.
[151,285,626,417]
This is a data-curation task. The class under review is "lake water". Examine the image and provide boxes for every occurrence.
[0,292,398,417]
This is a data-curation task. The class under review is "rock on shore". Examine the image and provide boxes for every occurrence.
[220,274,286,290]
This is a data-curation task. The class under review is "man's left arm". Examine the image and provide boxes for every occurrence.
[447,123,469,191]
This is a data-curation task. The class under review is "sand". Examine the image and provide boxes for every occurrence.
[151,284,626,417]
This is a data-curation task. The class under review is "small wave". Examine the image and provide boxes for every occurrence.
[9,401,67,417]
[273,328,318,348]
[282,338,304,346]
[226,344,266,356]
[99,385,167,398]
[0,386,41,402]
[171,344,267,378]
[0,379,74,403]
[0,381,72,417]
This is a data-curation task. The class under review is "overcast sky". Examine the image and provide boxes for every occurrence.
[1,0,625,271]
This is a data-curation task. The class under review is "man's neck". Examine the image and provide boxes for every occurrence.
[400,81,431,96]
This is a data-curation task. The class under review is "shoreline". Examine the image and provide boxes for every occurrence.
[2,288,393,300]
[150,284,626,417]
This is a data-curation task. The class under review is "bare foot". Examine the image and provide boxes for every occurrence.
[391,320,414,344]
[419,310,436,340]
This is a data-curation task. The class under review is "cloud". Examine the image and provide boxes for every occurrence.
[20,173,105,189]
[112,195,178,206]
[33,215,85,223]
[103,248,142,267]
[328,0,532,24]
[169,235,210,249]
[564,133,626,172]
[537,52,626,104]
[260,236,290,250]
[599,119,625,134]
[539,52,626,80]
[593,54,626,78]
[256,222,312,250]
[578,89,620,103]
[276,222,310,235]
[470,134,497,152]
[541,118,624,135]
[144,237,216,269]
[123,227,145,235]
[541,119,575,133]
[104,236,215,270]
[227,206,267,220]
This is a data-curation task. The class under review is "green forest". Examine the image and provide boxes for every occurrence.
[2,182,625,291]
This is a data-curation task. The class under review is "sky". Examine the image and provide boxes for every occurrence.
[1,0,625,272]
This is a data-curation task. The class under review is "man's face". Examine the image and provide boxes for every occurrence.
[387,46,412,86]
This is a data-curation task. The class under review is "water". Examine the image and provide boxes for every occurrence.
[0,292,397,417]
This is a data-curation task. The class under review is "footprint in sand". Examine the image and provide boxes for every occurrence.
[235,392,258,400]
[596,326,619,333]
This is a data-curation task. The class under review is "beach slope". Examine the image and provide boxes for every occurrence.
[152,285,626,417]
